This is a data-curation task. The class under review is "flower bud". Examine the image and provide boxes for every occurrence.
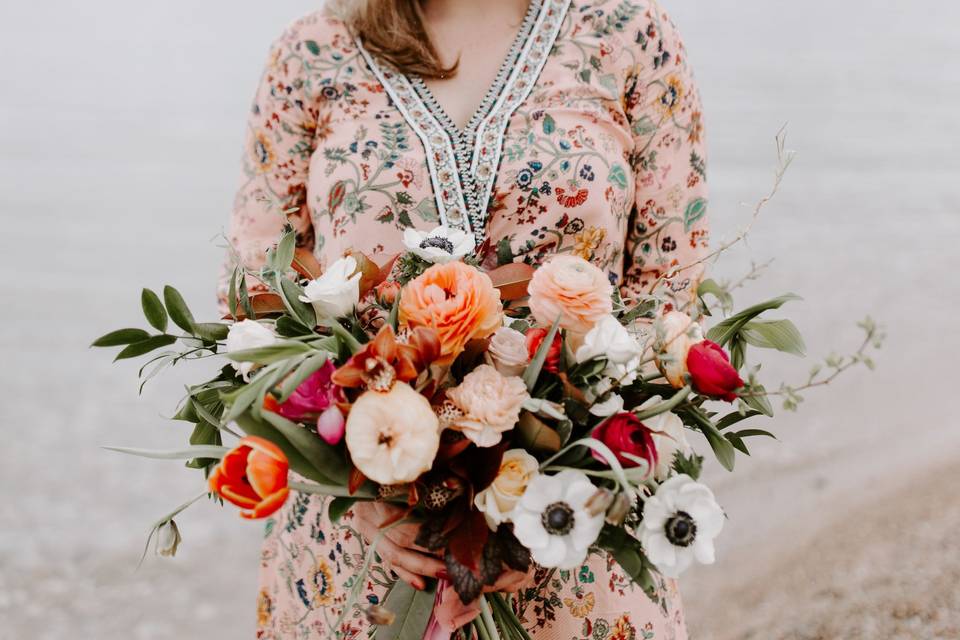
[604,492,632,526]
[584,488,615,517]
[155,519,182,557]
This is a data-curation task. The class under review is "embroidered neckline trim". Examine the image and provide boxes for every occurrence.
[355,0,572,247]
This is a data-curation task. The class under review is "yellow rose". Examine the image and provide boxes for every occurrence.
[344,384,440,485]
[474,449,539,530]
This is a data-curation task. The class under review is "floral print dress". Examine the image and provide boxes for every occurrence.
[223,1,708,638]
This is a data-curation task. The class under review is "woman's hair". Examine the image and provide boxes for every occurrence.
[327,0,457,79]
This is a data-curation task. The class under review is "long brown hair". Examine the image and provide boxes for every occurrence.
[328,0,457,79]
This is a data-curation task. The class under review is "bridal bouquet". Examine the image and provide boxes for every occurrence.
[94,213,880,638]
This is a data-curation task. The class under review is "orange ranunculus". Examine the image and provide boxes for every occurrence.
[208,436,290,519]
[399,261,503,365]
[331,324,441,391]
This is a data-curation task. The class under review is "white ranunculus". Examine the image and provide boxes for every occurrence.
[575,315,643,385]
[639,474,724,578]
[486,326,530,377]
[402,225,475,264]
[511,470,605,569]
[636,396,693,480]
[474,449,540,530]
[226,319,277,380]
[653,311,704,388]
[299,255,361,320]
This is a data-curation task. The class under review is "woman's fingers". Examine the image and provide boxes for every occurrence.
[379,536,447,582]
[390,565,427,591]
[485,567,535,593]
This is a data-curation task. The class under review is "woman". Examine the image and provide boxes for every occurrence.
[223,0,709,637]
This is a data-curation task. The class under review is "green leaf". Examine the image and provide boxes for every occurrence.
[682,407,736,471]
[163,285,195,332]
[732,428,777,440]
[740,383,775,417]
[239,274,255,320]
[715,409,762,430]
[234,412,336,485]
[696,278,732,312]
[193,322,229,342]
[739,319,806,356]
[683,197,707,232]
[327,497,356,523]
[376,580,438,640]
[523,317,560,392]
[141,288,168,332]
[91,328,151,347]
[228,266,239,320]
[278,352,329,403]
[261,411,350,485]
[706,293,802,347]
[275,315,315,337]
[279,277,317,328]
[102,444,229,460]
[114,334,177,361]
[225,340,314,364]
[597,526,655,596]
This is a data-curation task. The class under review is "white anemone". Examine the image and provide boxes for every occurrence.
[402,225,475,264]
[639,474,724,578]
[511,470,605,569]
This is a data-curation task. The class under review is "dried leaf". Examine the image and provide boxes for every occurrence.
[515,411,561,454]
[487,262,535,302]
[291,247,323,280]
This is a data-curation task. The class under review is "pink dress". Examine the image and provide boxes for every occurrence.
[223,1,709,637]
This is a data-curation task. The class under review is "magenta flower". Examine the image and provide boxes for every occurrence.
[269,360,344,422]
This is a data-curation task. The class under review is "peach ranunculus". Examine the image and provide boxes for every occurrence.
[399,261,503,366]
[445,364,528,447]
[527,255,614,334]
[344,383,441,485]
[208,436,290,519]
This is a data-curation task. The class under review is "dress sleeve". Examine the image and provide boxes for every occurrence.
[217,24,318,312]
[619,1,709,313]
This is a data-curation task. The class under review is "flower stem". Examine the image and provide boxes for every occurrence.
[288,480,375,499]
[479,596,501,640]
[632,385,691,421]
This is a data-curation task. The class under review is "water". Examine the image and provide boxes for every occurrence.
[1,1,958,637]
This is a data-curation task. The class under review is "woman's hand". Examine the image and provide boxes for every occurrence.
[353,501,446,590]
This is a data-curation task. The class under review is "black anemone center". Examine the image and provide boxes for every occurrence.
[542,501,575,535]
[420,237,455,253]
[665,511,697,547]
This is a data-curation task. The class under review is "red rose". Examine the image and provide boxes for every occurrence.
[591,413,658,469]
[687,340,744,402]
[525,327,562,373]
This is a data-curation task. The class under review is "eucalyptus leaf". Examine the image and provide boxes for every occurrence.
[226,341,314,364]
[102,444,229,460]
[279,277,317,328]
[114,334,177,361]
[163,285,195,332]
[193,322,229,342]
[271,228,297,273]
[141,288,168,332]
[228,266,239,320]
[92,328,151,347]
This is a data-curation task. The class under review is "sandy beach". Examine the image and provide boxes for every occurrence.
[1,0,958,638]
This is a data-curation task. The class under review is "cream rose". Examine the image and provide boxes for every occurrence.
[485,326,530,377]
[474,449,539,530]
[344,383,440,485]
[527,255,614,334]
[299,255,361,320]
[653,311,704,388]
[446,364,528,447]
[575,315,643,384]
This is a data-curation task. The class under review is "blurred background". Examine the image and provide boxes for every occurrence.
[1,1,958,638]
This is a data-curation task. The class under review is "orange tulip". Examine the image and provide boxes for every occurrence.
[208,436,290,519]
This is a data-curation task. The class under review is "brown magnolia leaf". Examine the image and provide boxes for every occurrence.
[292,248,323,280]
[496,525,532,572]
[444,551,483,604]
[348,251,383,299]
[515,411,561,454]
[414,518,449,551]
[480,536,504,586]
[226,293,286,320]
[487,262,535,302]
[377,253,401,284]
[558,371,590,404]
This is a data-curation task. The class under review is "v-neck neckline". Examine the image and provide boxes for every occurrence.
[354,0,571,247]
[408,0,543,140]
